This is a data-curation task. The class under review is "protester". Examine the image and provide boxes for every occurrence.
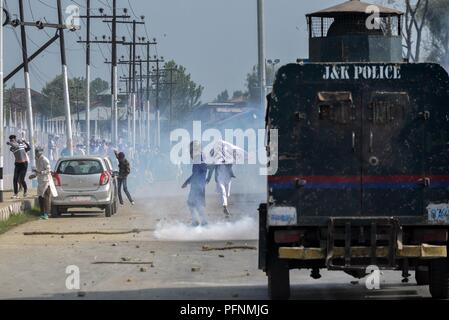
[29,147,58,220]
[74,144,86,156]
[114,149,135,205]
[60,145,72,157]
[182,141,208,227]
[7,135,31,199]
[206,140,242,218]
[207,163,235,218]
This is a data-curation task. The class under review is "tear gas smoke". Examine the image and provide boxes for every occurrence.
[154,216,258,241]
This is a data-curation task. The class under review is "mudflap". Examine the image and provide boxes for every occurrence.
[258,203,268,271]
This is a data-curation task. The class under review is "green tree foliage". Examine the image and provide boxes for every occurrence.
[91,78,110,96]
[245,65,276,103]
[232,90,247,100]
[41,76,108,117]
[155,60,203,124]
[214,90,229,102]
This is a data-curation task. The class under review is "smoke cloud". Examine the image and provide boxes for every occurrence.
[154,216,258,241]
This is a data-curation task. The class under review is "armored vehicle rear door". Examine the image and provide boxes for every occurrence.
[296,89,363,217]
[361,91,424,216]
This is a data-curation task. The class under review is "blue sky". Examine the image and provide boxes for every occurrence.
[4,0,344,102]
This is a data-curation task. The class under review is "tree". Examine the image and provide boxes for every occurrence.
[41,76,109,117]
[154,60,203,124]
[423,0,449,66]
[245,65,276,103]
[232,90,247,100]
[90,78,109,97]
[376,0,429,62]
[214,90,229,102]
[404,0,429,62]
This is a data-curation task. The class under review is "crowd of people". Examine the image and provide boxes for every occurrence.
[7,133,240,226]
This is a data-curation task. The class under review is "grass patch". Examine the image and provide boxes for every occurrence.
[0,209,40,235]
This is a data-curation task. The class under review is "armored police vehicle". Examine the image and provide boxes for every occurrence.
[259,0,449,299]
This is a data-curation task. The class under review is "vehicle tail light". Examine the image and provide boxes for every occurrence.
[274,230,304,244]
[100,171,110,186]
[52,172,61,187]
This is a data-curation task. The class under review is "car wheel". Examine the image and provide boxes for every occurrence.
[105,203,113,218]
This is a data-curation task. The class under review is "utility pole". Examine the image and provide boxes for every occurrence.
[166,68,177,129]
[117,38,156,148]
[86,0,91,154]
[127,44,132,144]
[122,58,174,148]
[132,20,137,152]
[71,83,82,131]
[0,1,4,202]
[104,18,145,153]
[146,41,151,149]
[111,0,118,147]
[77,7,130,148]
[139,62,143,142]
[257,0,267,108]
[18,0,35,167]
[155,58,161,148]
[57,0,73,156]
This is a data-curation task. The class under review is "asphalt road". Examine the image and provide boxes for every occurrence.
[0,180,435,300]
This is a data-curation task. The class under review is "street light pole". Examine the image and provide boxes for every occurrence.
[257,0,267,108]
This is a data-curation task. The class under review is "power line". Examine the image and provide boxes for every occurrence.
[36,0,56,10]
[127,0,138,20]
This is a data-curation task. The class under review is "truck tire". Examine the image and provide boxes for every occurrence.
[415,267,430,286]
[267,258,290,300]
[105,203,113,218]
[429,258,449,299]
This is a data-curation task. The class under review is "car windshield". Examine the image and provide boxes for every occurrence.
[57,160,103,175]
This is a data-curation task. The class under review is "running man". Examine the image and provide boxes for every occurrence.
[182,141,208,227]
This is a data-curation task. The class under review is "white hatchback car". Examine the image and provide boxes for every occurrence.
[51,156,118,217]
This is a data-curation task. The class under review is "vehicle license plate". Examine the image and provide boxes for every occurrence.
[71,196,91,202]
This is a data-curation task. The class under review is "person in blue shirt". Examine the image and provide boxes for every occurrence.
[182,141,208,227]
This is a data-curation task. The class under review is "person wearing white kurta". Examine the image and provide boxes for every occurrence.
[207,163,234,217]
[30,148,58,220]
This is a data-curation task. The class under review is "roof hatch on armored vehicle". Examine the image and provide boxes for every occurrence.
[317,91,354,124]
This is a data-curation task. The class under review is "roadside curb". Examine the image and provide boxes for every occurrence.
[0,198,38,222]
